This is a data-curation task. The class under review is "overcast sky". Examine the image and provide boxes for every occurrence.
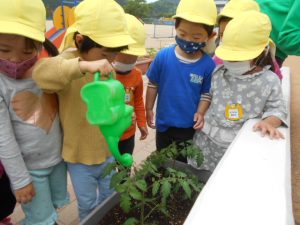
[146,0,158,3]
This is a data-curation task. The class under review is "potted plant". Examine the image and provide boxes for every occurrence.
[135,48,158,74]
[79,142,209,225]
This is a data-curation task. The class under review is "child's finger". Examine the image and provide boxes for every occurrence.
[260,127,267,137]
[193,120,203,130]
[252,123,259,131]
[275,130,285,139]
[269,129,275,139]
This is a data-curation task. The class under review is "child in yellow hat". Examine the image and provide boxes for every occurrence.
[190,11,287,172]
[145,0,217,160]
[113,14,148,155]
[216,0,260,44]
[0,1,69,225]
[214,0,283,79]
[32,0,135,221]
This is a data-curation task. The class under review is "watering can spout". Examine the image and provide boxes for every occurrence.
[105,136,133,167]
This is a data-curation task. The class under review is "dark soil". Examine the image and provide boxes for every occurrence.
[98,190,198,225]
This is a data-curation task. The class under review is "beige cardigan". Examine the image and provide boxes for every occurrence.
[33,50,111,165]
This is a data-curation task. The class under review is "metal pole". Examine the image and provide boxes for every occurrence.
[61,0,66,28]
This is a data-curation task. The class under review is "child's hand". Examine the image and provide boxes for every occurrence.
[146,109,156,129]
[79,59,114,76]
[253,120,284,139]
[139,126,148,140]
[15,183,35,204]
[193,112,205,130]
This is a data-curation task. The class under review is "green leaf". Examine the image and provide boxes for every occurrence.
[110,170,128,189]
[166,167,176,173]
[152,181,160,196]
[101,161,117,178]
[120,195,131,213]
[136,179,147,192]
[189,180,203,192]
[180,180,192,199]
[150,163,158,173]
[115,184,126,193]
[175,171,187,178]
[124,217,139,225]
[196,152,204,167]
[129,186,143,200]
[158,202,169,216]
[161,180,171,199]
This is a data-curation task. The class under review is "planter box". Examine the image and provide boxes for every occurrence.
[135,58,153,74]
[79,160,211,225]
[79,192,120,225]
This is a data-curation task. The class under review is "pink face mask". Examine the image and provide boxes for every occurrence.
[0,55,38,79]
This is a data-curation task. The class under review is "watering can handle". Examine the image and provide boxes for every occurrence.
[94,72,113,81]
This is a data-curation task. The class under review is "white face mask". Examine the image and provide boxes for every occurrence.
[112,61,136,73]
[223,60,254,76]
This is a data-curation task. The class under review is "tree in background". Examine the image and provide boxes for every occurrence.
[116,0,127,5]
[43,0,180,20]
[148,0,178,18]
[117,0,152,18]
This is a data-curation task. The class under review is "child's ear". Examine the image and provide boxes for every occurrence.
[208,31,217,40]
[75,33,84,49]
[203,32,217,55]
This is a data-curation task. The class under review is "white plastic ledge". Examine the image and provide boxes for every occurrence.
[184,67,293,225]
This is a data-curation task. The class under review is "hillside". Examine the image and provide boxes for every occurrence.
[148,0,179,18]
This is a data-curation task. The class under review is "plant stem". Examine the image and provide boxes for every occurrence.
[140,190,145,225]
[144,203,161,221]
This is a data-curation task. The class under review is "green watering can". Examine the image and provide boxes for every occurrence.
[81,72,134,167]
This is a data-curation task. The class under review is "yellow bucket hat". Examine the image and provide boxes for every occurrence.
[217,0,260,23]
[0,0,46,42]
[215,11,271,61]
[173,0,217,26]
[122,14,147,56]
[60,0,135,51]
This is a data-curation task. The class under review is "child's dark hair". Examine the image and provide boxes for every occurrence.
[43,38,59,56]
[175,18,214,36]
[254,48,275,72]
[24,37,59,57]
[218,16,232,26]
[73,32,128,53]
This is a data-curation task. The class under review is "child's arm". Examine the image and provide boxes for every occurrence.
[253,116,284,139]
[33,53,113,93]
[134,74,148,140]
[145,81,158,129]
[253,75,287,139]
[0,97,35,203]
[194,99,211,130]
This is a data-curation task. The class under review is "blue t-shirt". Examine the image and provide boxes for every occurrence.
[147,45,215,132]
